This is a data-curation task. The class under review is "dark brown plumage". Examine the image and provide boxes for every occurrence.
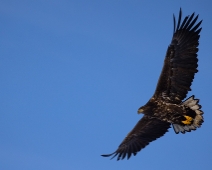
[101,9,204,160]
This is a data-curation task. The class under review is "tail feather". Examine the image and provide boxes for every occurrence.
[172,95,204,134]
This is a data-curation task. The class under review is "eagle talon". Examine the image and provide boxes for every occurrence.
[182,116,193,125]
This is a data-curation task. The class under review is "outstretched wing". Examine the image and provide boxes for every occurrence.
[101,116,170,160]
[153,9,202,103]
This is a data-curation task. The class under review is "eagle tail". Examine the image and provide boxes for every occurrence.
[172,95,204,134]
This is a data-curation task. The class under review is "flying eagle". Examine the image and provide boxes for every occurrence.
[101,9,203,160]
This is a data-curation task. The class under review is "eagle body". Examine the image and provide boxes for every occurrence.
[102,9,204,161]
[138,96,202,127]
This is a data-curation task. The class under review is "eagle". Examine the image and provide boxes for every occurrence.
[101,9,204,160]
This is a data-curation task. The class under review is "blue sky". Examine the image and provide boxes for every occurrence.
[1,1,212,169]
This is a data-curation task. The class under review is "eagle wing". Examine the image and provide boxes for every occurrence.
[101,116,170,160]
[153,9,202,103]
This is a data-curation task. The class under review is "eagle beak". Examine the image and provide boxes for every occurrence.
[137,108,144,114]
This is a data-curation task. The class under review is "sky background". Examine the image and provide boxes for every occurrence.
[1,1,212,170]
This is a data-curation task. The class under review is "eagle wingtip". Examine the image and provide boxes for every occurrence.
[101,153,113,157]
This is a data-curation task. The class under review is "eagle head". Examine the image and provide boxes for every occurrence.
[137,105,151,114]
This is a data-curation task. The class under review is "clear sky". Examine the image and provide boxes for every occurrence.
[1,1,212,170]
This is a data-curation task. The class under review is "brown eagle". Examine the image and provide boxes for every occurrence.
[101,9,204,160]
